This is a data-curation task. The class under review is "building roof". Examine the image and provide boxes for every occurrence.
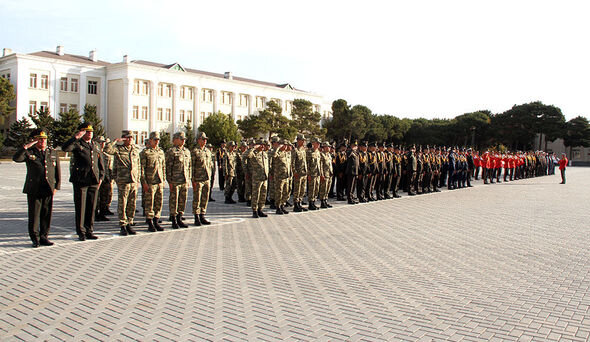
[132,60,306,92]
[28,51,111,66]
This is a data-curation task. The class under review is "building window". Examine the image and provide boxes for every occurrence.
[70,104,78,112]
[239,94,249,107]
[29,74,37,88]
[1,73,10,81]
[88,80,98,95]
[71,78,78,93]
[165,108,171,121]
[141,81,149,95]
[200,111,205,123]
[40,75,49,89]
[60,103,68,114]
[187,87,193,100]
[187,110,193,122]
[221,91,232,105]
[201,89,213,103]
[132,106,139,119]
[166,84,172,97]
[29,101,37,115]
[141,131,148,144]
[133,80,140,94]
[180,87,185,99]
[141,106,148,120]
[158,84,163,97]
[157,108,163,121]
[132,131,139,144]
[255,96,265,108]
[60,77,68,91]
[39,102,48,112]
[179,110,185,123]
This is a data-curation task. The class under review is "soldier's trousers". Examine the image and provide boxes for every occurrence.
[192,180,210,215]
[560,169,566,183]
[169,182,188,216]
[329,174,336,196]
[244,173,252,201]
[236,173,245,200]
[27,192,53,244]
[98,180,113,212]
[144,183,164,219]
[336,175,347,199]
[218,168,225,191]
[268,177,275,201]
[392,175,401,194]
[251,180,267,210]
[319,176,332,200]
[292,175,306,202]
[346,174,357,200]
[224,176,237,199]
[369,175,377,199]
[274,178,290,207]
[308,176,321,201]
[357,175,367,200]
[117,182,137,226]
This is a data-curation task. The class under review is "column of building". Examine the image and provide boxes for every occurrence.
[149,80,156,133]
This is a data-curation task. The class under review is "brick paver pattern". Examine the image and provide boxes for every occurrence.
[0,161,588,341]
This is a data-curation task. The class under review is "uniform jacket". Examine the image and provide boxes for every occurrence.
[272,150,292,180]
[192,146,213,182]
[13,146,61,195]
[306,149,322,177]
[165,146,191,184]
[105,142,141,184]
[62,137,104,186]
[140,147,166,185]
[291,146,308,176]
[249,150,270,182]
[320,151,333,177]
[358,150,368,175]
[345,150,359,176]
[223,150,238,177]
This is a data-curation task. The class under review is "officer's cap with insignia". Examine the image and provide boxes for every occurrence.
[197,132,208,140]
[149,131,160,140]
[78,122,94,132]
[121,130,133,138]
[321,142,329,148]
[350,140,358,146]
[369,142,377,147]
[31,128,48,139]
[173,131,186,140]
[255,138,264,145]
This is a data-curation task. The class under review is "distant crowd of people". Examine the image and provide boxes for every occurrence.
[13,123,569,248]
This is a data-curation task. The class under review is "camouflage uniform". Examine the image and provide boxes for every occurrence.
[104,136,141,226]
[140,144,166,220]
[248,147,269,211]
[191,145,213,215]
[306,144,322,203]
[272,143,292,209]
[223,146,238,200]
[236,143,247,201]
[165,144,191,216]
[319,147,333,201]
[98,143,113,214]
[291,141,308,203]
[241,144,254,202]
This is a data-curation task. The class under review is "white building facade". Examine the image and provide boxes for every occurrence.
[1,46,333,143]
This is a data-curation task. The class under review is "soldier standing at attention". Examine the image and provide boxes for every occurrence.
[268,137,280,209]
[104,130,141,236]
[207,143,216,202]
[236,141,247,202]
[356,142,369,202]
[335,143,348,201]
[13,129,61,247]
[272,139,291,215]
[319,142,333,209]
[406,145,418,196]
[249,139,270,218]
[62,122,104,241]
[140,132,166,232]
[242,139,255,207]
[306,137,322,211]
[223,141,238,203]
[292,134,308,212]
[191,132,213,226]
[391,146,402,198]
[95,136,113,221]
[345,141,360,204]
[165,132,191,229]
[559,153,568,184]
[216,140,226,191]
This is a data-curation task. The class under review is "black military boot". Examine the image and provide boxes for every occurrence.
[270,200,276,209]
[285,201,292,207]
[194,215,201,226]
[293,202,302,212]
[238,196,246,202]
[246,200,251,207]
[301,202,309,211]
[104,209,114,216]
[252,210,259,218]
[276,207,283,215]
[171,215,179,229]
[147,219,156,232]
[126,224,137,235]
[308,201,316,211]
[225,196,237,204]
[120,226,128,236]
[96,212,109,221]
[199,214,211,225]
[281,205,289,214]
[320,200,328,209]
[176,214,188,228]
[153,218,163,231]
[257,209,268,217]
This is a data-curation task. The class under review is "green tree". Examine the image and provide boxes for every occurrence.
[198,111,241,147]
[183,118,197,150]
[0,131,4,150]
[53,108,82,147]
[237,115,263,138]
[452,110,492,148]
[29,108,55,145]
[257,100,292,138]
[6,117,32,147]
[82,104,105,137]
[563,116,590,160]
[0,77,16,120]
[159,130,172,152]
[536,104,566,151]
[291,99,326,138]
[325,99,352,142]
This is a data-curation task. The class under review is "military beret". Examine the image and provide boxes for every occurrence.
[149,131,160,140]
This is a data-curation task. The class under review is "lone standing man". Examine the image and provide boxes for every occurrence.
[559,153,568,184]
[140,132,166,232]
[13,129,61,247]
[62,123,104,241]
[191,132,213,226]
[165,132,191,229]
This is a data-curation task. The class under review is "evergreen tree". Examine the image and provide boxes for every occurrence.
[0,77,15,120]
[183,119,197,150]
[291,99,326,138]
[159,130,172,152]
[53,108,82,147]
[29,108,55,145]
[564,116,590,159]
[82,104,105,137]
[0,131,4,150]
[6,117,32,147]
[199,111,241,147]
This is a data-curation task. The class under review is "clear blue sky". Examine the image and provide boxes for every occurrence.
[2,0,589,120]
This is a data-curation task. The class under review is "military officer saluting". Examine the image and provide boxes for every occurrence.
[62,122,104,241]
[165,131,191,229]
[272,139,292,215]
[191,132,213,226]
[13,129,61,247]
[104,130,141,236]
[140,131,166,232]
[306,137,323,210]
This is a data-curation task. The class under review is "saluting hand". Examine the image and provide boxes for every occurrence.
[74,130,85,139]
[23,140,38,149]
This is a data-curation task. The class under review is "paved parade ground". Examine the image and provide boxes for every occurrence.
[0,161,589,341]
